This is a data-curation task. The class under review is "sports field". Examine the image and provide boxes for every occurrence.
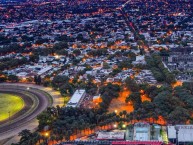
[0,93,24,122]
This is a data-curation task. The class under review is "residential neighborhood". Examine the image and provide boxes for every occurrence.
[1,0,193,145]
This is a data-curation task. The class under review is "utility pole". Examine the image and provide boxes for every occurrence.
[8,111,11,129]
[175,126,179,145]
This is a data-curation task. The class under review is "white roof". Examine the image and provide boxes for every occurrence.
[97,132,125,140]
[16,72,28,77]
[168,125,193,142]
[93,95,100,100]
[37,66,52,75]
[66,90,86,108]
[136,55,145,61]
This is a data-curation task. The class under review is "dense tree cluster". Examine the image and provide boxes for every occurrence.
[125,77,140,92]
[0,44,24,55]
[125,82,193,124]
[126,92,141,110]
[0,57,28,70]
[99,83,121,111]
[145,54,176,84]
[87,48,108,57]
[118,59,133,70]
[51,75,97,96]
[12,129,44,145]
[34,75,42,85]
[37,106,126,142]
[8,75,19,82]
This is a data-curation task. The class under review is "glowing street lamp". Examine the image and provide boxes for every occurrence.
[55,55,59,59]
[122,124,126,128]
[114,110,118,113]
[45,132,49,137]
[44,132,49,144]
[113,124,117,128]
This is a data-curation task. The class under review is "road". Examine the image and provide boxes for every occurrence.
[0,83,64,145]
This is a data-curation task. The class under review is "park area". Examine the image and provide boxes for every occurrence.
[108,88,133,113]
[108,88,150,113]
[0,93,24,122]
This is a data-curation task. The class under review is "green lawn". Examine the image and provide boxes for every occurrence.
[64,96,70,106]
[0,93,24,122]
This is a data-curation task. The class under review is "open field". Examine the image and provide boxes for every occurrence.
[108,89,151,114]
[0,93,24,122]
[108,89,134,113]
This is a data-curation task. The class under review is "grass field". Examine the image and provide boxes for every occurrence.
[0,93,24,122]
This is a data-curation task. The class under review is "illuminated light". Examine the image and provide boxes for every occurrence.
[114,110,118,113]
[140,90,144,94]
[122,124,126,128]
[113,124,117,128]
[55,55,59,59]
[27,87,30,90]
[45,132,49,137]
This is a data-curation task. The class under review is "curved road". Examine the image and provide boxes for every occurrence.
[0,83,64,145]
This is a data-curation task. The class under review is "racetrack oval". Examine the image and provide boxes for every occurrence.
[0,85,53,140]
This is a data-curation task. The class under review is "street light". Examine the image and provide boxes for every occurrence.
[122,124,126,128]
[44,132,49,144]
[8,111,11,124]
[114,110,118,113]
[55,55,59,59]
[45,132,49,137]
[113,124,117,128]
[27,87,30,90]
[8,111,11,130]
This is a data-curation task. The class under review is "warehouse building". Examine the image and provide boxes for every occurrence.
[167,125,193,144]
[66,89,86,108]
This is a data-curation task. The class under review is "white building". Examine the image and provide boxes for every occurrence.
[133,122,150,141]
[97,131,125,140]
[168,125,193,142]
[66,89,86,108]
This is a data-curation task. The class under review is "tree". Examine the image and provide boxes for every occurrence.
[168,107,190,124]
[73,49,81,56]
[60,83,74,95]
[8,75,19,82]
[37,111,54,130]
[52,75,69,90]
[118,60,133,69]
[18,129,41,145]
[103,62,110,69]
[0,74,7,82]
[125,77,140,92]
[125,92,141,110]
[53,42,68,50]
[34,75,38,84]
[183,82,193,93]
[56,49,68,56]
[110,68,122,76]
[122,110,127,118]
[37,75,42,85]
[153,91,181,118]
[19,129,32,144]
